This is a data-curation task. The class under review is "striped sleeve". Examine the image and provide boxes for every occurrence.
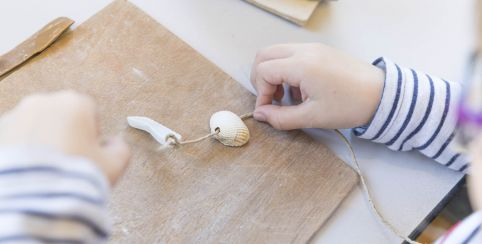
[353,57,470,173]
[0,146,111,243]
[435,211,482,244]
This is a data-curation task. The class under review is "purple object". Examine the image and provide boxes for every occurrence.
[457,103,482,126]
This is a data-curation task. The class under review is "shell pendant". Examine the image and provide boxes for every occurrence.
[210,111,250,147]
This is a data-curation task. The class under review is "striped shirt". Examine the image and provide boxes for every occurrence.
[353,57,479,243]
[353,57,470,173]
[0,146,110,243]
[435,212,481,244]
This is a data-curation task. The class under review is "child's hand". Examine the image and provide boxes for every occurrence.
[0,90,130,184]
[251,43,385,130]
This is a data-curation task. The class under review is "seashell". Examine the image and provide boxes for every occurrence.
[210,111,250,147]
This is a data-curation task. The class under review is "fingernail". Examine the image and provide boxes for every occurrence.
[253,111,266,121]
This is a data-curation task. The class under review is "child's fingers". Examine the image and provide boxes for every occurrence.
[253,102,312,130]
[99,135,131,185]
[254,44,296,64]
[254,58,301,106]
[250,44,296,89]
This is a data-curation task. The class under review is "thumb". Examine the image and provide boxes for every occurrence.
[99,135,131,185]
[253,103,312,130]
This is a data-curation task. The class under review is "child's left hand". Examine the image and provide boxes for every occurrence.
[250,43,384,130]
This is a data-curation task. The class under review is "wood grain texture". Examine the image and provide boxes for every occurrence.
[0,1,357,243]
[245,0,320,26]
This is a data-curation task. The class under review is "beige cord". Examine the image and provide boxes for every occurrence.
[333,129,422,244]
[165,112,253,146]
[161,111,422,242]
[166,131,219,145]
[240,112,253,120]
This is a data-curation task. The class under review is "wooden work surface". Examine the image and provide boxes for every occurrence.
[0,1,358,243]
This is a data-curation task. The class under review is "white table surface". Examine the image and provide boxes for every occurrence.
[0,1,475,243]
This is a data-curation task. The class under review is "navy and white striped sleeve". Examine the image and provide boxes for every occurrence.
[435,211,482,243]
[0,146,110,243]
[353,57,470,173]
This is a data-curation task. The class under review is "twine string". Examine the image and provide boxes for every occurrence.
[165,112,253,146]
[240,112,253,120]
[162,112,421,244]
[333,129,421,244]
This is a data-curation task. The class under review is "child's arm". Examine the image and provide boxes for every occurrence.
[434,211,481,243]
[251,43,469,172]
[0,91,130,242]
[0,147,111,243]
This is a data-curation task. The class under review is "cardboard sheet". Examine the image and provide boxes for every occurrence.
[245,0,320,26]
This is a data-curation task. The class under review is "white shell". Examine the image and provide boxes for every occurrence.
[210,111,250,147]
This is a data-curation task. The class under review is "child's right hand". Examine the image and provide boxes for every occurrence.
[0,90,130,184]
[251,43,385,130]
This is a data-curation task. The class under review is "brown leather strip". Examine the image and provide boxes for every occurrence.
[0,17,74,77]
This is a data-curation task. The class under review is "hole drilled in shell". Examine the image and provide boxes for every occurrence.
[209,111,250,147]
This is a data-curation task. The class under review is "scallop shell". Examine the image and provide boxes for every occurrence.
[210,111,250,147]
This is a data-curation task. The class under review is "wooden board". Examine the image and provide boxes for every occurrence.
[0,17,74,78]
[0,1,357,243]
[245,0,320,26]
